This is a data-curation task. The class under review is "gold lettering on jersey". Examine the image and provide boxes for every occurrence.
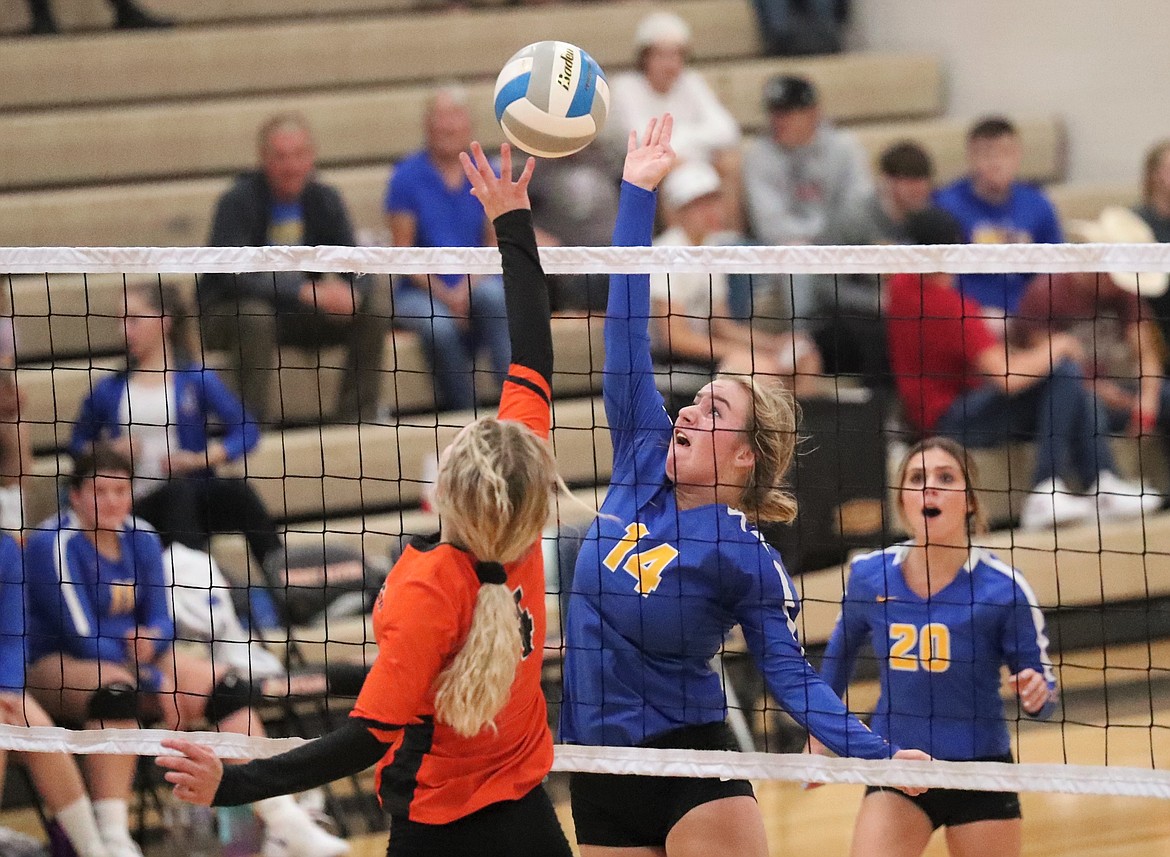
[602,523,679,596]
[888,622,951,673]
[107,582,136,616]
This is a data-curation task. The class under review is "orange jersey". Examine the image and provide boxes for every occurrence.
[351,364,553,824]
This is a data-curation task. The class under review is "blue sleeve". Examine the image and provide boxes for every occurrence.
[198,369,259,461]
[1001,578,1057,721]
[1035,193,1064,244]
[818,566,873,698]
[70,381,117,457]
[0,537,26,690]
[135,530,175,647]
[384,161,414,215]
[734,545,893,759]
[605,182,675,482]
[25,533,126,663]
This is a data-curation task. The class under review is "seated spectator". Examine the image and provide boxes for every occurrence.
[742,74,873,246]
[0,530,114,857]
[71,282,284,578]
[385,87,510,411]
[800,140,935,385]
[608,11,744,227]
[22,0,169,34]
[525,139,623,312]
[1014,207,1170,473]
[886,208,1156,531]
[651,161,823,396]
[751,0,847,56]
[934,116,1063,313]
[24,449,349,857]
[1134,140,1170,358]
[200,113,389,426]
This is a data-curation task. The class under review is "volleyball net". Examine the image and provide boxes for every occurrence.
[0,242,1169,799]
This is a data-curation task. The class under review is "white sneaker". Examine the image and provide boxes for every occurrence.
[97,833,143,857]
[1093,472,1162,522]
[261,807,350,857]
[1019,479,1096,531]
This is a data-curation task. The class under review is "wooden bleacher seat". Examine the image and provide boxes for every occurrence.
[0,0,759,109]
[1047,182,1140,224]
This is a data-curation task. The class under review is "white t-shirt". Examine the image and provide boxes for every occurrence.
[649,227,733,348]
[121,376,178,497]
[609,69,741,165]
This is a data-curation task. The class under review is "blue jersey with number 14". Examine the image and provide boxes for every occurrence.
[559,182,890,761]
[820,544,1057,760]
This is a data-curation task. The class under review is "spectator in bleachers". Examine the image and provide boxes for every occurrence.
[651,160,822,395]
[0,531,114,857]
[385,87,510,411]
[24,448,350,857]
[200,113,389,426]
[71,282,284,579]
[798,140,935,386]
[886,207,1155,531]
[751,0,848,56]
[608,11,744,228]
[934,116,1063,314]
[21,0,169,34]
[1013,207,1170,477]
[525,140,623,312]
[1134,140,1170,357]
[742,74,873,246]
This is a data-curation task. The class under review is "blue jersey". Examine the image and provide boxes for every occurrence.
[559,182,891,760]
[820,545,1056,760]
[0,534,26,692]
[933,177,1063,312]
[25,513,174,690]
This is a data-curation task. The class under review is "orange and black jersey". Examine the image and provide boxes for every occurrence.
[211,209,557,824]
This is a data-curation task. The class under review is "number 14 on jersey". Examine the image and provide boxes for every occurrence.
[602,523,680,596]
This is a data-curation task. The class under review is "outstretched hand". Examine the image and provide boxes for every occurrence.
[157,738,224,806]
[622,114,676,192]
[460,142,536,221]
[891,748,932,796]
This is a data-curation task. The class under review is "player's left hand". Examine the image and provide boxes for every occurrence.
[1007,668,1051,714]
[461,141,535,221]
[891,748,932,796]
[157,738,224,806]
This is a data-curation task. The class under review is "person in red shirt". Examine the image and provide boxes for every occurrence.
[156,142,574,857]
[886,207,1153,531]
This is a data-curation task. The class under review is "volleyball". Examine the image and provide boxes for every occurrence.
[493,41,610,158]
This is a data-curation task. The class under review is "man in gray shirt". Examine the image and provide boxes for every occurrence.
[802,141,935,385]
[742,74,873,247]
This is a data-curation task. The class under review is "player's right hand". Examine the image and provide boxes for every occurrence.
[157,738,225,806]
[891,748,932,796]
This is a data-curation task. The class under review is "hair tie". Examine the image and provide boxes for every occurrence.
[475,561,507,586]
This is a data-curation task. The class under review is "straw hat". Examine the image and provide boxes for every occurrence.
[1068,206,1169,297]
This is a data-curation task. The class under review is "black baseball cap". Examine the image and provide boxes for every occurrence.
[763,74,818,112]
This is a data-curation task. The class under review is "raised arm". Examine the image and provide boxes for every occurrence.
[460,143,553,439]
[605,116,678,466]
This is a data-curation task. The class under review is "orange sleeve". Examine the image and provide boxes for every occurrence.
[350,558,472,740]
[497,363,551,440]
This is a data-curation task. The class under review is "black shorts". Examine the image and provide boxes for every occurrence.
[864,753,1021,830]
[386,784,571,857]
[570,722,756,848]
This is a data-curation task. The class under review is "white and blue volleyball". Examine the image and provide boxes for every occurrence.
[493,41,609,158]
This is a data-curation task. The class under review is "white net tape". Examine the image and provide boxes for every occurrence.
[2,243,1169,799]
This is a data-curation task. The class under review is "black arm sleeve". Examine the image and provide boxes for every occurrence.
[212,719,390,807]
[494,209,553,386]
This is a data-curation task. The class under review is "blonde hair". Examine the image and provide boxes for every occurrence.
[893,437,987,537]
[430,416,562,737]
[718,373,799,524]
[1143,139,1170,207]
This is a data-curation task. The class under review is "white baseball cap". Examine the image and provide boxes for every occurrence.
[634,11,692,49]
[663,161,722,210]
[1068,206,1169,297]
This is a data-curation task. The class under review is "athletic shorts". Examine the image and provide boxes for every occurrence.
[864,753,1021,829]
[387,784,571,857]
[570,722,756,848]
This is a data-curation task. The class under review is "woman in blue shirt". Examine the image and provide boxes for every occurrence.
[560,114,928,857]
[71,282,281,573]
[816,436,1056,857]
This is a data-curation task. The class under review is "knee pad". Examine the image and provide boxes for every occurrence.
[205,673,253,724]
[87,683,137,722]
